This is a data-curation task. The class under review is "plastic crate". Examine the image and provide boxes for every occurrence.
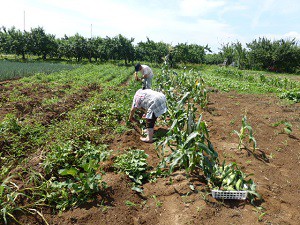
[212,190,248,200]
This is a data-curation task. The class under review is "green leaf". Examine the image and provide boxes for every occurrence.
[0,185,5,197]
[59,167,78,177]
[183,131,199,148]
[284,127,292,134]
[195,114,203,130]
[247,190,262,199]
[177,92,190,106]
[197,142,218,158]
[132,186,143,193]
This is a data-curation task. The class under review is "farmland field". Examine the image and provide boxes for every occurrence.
[0,62,299,225]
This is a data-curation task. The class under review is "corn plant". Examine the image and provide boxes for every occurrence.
[155,65,208,125]
[205,161,261,203]
[156,93,218,174]
[0,175,49,225]
[1,176,22,224]
[234,115,257,151]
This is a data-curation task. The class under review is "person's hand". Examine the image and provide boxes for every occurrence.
[134,72,139,81]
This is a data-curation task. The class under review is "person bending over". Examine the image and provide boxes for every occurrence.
[129,89,167,142]
[134,63,154,90]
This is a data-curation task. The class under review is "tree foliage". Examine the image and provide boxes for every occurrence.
[247,37,300,72]
[0,26,299,73]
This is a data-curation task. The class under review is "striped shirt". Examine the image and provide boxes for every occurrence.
[132,89,167,119]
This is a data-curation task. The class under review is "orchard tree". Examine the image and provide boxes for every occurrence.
[272,38,300,73]
[86,37,98,62]
[135,37,169,63]
[233,41,248,69]
[6,27,29,59]
[205,53,223,65]
[29,27,57,60]
[219,43,235,66]
[173,43,207,64]
[246,37,300,72]
[57,36,72,60]
[116,34,135,64]
[246,37,274,70]
[68,33,87,62]
[0,26,10,54]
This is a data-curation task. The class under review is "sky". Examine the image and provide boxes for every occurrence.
[1,0,300,53]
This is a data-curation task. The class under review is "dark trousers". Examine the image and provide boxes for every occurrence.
[146,113,157,128]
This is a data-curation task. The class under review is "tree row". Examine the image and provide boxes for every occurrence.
[0,26,299,73]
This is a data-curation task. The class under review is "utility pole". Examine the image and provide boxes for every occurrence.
[89,24,93,62]
[23,11,25,31]
[91,24,93,38]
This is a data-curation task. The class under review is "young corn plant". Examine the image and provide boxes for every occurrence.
[0,175,49,225]
[156,93,218,174]
[234,115,257,152]
[1,176,22,225]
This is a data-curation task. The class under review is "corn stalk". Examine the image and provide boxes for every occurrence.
[234,115,257,151]
[156,93,218,174]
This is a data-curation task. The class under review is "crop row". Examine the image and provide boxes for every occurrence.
[206,67,300,102]
[0,60,80,81]
[0,64,135,224]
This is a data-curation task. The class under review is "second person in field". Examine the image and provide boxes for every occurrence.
[134,63,154,90]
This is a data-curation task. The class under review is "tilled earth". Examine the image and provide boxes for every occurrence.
[51,91,300,225]
[1,81,299,225]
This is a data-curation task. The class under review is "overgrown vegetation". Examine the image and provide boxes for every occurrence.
[114,149,150,192]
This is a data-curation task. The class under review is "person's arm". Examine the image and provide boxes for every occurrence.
[136,73,148,80]
[141,72,149,79]
[134,72,145,81]
[139,67,152,79]
[134,72,140,81]
[129,107,137,122]
[141,68,150,79]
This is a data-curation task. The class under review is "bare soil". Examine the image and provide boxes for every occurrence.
[1,80,300,225]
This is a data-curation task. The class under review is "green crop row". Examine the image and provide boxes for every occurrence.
[201,66,300,102]
[0,60,81,81]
